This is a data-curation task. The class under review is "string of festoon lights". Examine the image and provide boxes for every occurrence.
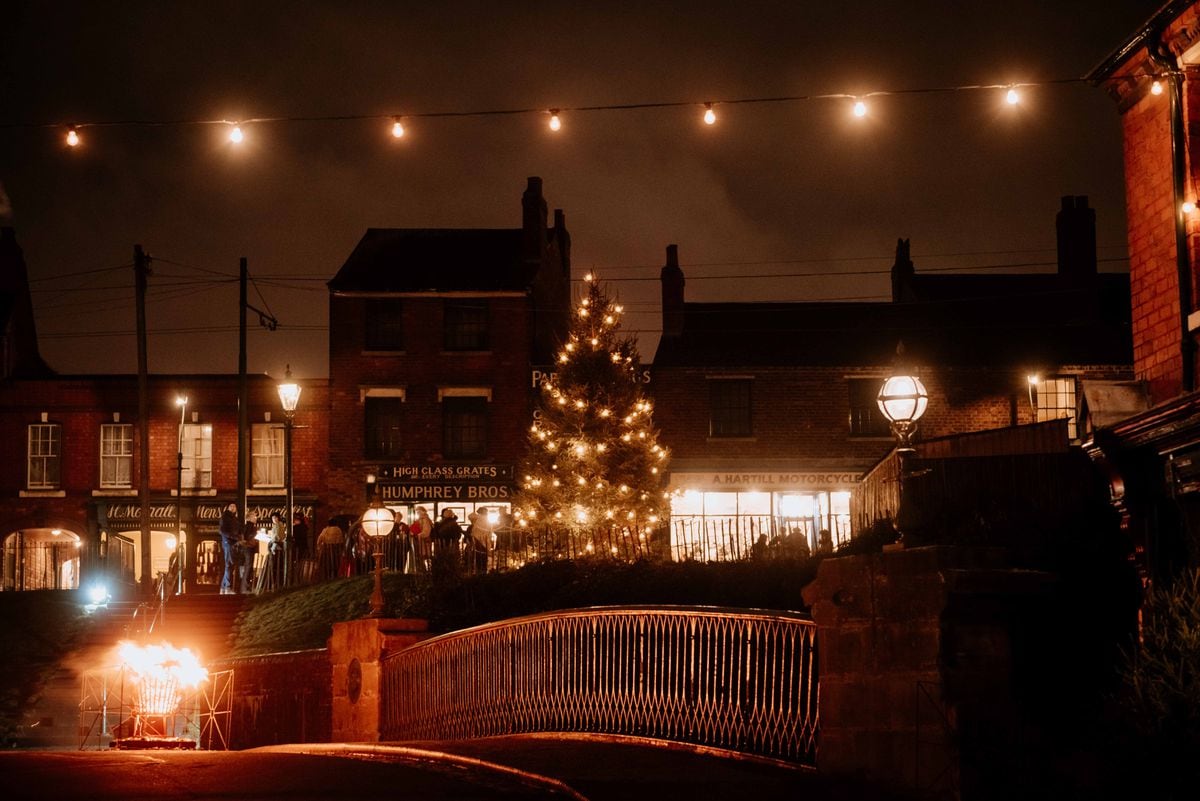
[512,272,670,557]
[11,72,1169,150]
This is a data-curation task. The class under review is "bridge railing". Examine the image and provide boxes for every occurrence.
[380,606,818,765]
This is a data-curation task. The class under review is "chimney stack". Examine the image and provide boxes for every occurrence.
[1056,195,1097,279]
[522,177,547,266]
[661,244,685,338]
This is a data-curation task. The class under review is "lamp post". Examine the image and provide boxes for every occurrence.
[361,489,396,618]
[175,394,188,595]
[877,357,929,545]
[277,366,301,588]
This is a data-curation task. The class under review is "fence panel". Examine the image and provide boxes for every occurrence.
[381,606,818,765]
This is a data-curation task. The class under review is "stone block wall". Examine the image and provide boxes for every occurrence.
[803,547,1053,799]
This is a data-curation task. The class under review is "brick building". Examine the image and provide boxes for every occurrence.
[651,198,1133,559]
[0,371,327,595]
[0,227,329,594]
[1088,0,1200,578]
[324,177,571,527]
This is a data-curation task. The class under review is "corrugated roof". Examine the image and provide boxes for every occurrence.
[328,228,531,293]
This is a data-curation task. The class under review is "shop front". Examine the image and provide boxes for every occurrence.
[97,497,317,594]
[667,468,860,561]
[374,463,514,527]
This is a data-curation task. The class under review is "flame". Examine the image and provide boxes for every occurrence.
[115,641,208,716]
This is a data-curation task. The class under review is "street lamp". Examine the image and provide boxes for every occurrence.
[877,353,929,545]
[361,489,396,617]
[175,394,188,594]
[277,366,301,587]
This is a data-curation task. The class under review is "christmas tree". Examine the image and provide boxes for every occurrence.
[513,274,670,560]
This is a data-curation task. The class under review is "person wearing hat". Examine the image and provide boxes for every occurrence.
[430,507,464,560]
[408,506,434,573]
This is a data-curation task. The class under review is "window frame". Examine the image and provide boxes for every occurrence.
[251,422,285,488]
[847,378,892,438]
[708,378,753,438]
[363,298,405,351]
[364,396,406,459]
[180,423,213,490]
[99,422,134,489]
[442,395,489,459]
[443,299,489,351]
[1036,376,1078,440]
[27,423,62,490]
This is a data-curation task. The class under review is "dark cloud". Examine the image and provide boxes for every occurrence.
[0,1,1162,377]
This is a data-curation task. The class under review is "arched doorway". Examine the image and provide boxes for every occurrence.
[2,528,82,591]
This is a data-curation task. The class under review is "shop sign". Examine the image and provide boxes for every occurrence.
[380,484,511,502]
[532,367,651,388]
[104,503,177,520]
[377,464,513,483]
[672,471,861,491]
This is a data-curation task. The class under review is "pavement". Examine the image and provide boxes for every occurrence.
[1,735,910,801]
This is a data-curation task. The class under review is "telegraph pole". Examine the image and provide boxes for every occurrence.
[238,258,248,523]
[134,245,153,596]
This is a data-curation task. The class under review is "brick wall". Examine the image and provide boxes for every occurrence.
[326,295,538,515]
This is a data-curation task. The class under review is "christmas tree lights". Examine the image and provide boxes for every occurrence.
[513,274,670,561]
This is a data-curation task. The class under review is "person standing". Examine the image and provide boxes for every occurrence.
[218,503,239,595]
[408,506,434,573]
[238,511,259,594]
[315,519,345,581]
[292,512,310,560]
[430,508,463,563]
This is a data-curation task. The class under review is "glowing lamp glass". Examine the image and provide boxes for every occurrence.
[703,104,716,125]
[391,119,405,138]
[549,112,561,131]
[1151,80,1164,96]
[853,100,867,118]
[1005,88,1019,105]
[66,128,80,147]
[877,374,929,424]
[277,376,302,412]
[361,502,395,539]
[229,125,244,144]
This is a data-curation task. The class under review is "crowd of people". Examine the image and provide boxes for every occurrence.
[215,504,511,595]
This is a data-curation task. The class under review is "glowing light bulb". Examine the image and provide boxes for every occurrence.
[229,124,244,144]
[1184,201,1197,214]
[1151,80,1164,96]
[703,103,716,125]
[548,110,561,131]
[852,100,867,118]
[66,127,80,147]
[391,118,405,138]
[1005,87,1019,105]
[584,273,594,282]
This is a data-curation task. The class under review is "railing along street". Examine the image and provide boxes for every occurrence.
[381,606,818,765]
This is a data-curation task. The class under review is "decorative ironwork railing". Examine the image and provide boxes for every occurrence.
[380,606,818,765]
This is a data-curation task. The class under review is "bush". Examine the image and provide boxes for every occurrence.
[1113,568,1200,798]
[231,556,823,654]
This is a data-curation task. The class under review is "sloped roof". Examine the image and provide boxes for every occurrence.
[328,228,531,293]
[654,275,1131,368]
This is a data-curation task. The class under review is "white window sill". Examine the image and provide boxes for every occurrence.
[251,488,286,495]
[20,490,66,497]
[172,489,217,497]
[92,489,138,497]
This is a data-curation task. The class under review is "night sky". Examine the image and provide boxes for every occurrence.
[0,1,1162,380]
